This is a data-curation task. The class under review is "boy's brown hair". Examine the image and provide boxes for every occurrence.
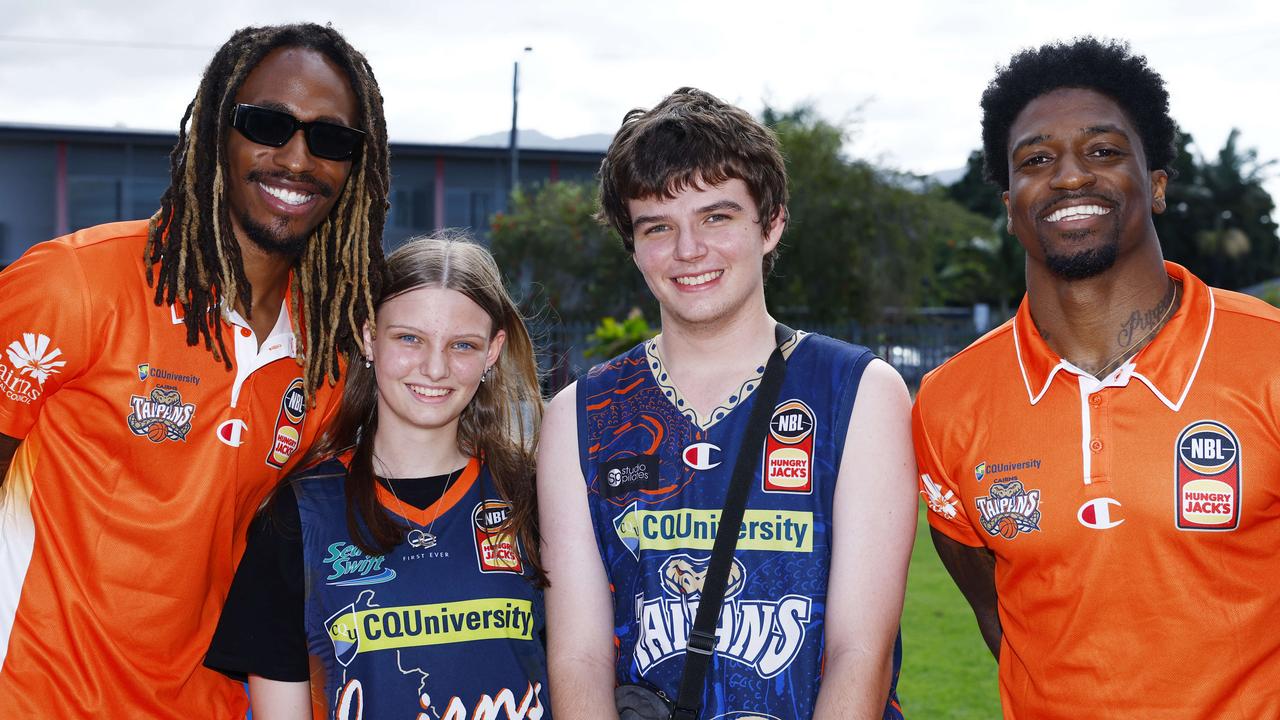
[598,87,788,277]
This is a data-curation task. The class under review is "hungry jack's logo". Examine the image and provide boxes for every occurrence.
[1175,420,1242,531]
[265,378,307,468]
[762,399,814,493]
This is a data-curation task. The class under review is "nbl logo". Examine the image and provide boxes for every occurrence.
[1175,421,1242,531]
[763,400,815,493]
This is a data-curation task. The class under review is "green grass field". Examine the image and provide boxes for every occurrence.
[896,503,1002,718]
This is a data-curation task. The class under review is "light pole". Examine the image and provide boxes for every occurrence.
[509,46,533,195]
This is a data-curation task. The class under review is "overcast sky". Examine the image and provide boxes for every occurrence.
[2,0,1277,199]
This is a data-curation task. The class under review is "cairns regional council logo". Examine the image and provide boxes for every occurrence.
[2,332,65,404]
[126,384,196,443]
[632,554,812,679]
[1175,420,1242,531]
[975,480,1042,540]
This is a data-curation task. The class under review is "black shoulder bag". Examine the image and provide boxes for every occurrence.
[615,324,796,720]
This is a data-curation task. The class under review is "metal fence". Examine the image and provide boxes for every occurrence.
[531,313,994,393]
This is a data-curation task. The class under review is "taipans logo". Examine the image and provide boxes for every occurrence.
[323,541,396,586]
[975,480,1042,540]
[1175,420,1242,531]
[1078,497,1124,530]
[683,442,722,470]
[125,385,196,443]
[763,399,815,493]
[216,419,248,447]
[265,378,307,469]
[632,553,813,678]
[920,473,959,520]
[474,500,524,574]
[974,463,986,482]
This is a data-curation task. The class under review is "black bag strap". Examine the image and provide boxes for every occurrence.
[670,323,796,720]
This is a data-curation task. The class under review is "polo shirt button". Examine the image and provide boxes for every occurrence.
[1090,438,1104,453]
[1089,394,1103,406]
[240,327,252,338]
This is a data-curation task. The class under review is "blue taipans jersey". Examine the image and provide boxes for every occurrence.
[577,332,903,720]
[296,458,549,720]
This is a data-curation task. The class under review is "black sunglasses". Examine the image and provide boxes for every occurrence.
[230,103,366,161]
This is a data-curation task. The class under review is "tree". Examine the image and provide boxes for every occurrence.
[1156,128,1279,289]
[764,107,994,321]
[942,150,1026,314]
[489,181,653,320]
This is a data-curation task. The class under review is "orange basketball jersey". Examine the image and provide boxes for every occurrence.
[914,262,1280,719]
[0,220,341,718]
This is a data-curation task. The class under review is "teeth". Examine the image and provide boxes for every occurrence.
[408,385,449,398]
[260,183,313,206]
[675,271,723,287]
[1045,204,1110,223]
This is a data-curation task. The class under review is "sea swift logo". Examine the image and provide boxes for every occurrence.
[126,385,196,443]
[324,541,396,586]
[632,554,812,678]
[975,480,1042,540]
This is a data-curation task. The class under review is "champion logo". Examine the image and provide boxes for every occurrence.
[683,442,721,470]
[6,333,65,386]
[217,419,249,447]
[1077,497,1124,530]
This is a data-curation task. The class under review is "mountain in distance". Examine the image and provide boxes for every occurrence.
[460,128,613,152]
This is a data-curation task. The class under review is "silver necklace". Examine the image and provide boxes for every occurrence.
[374,454,463,550]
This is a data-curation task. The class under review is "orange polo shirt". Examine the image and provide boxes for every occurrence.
[0,220,341,718]
[914,262,1280,720]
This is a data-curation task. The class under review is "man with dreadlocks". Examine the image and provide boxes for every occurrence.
[0,23,388,717]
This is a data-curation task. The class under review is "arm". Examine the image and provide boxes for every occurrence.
[930,527,1001,659]
[0,434,19,486]
[813,360,916,720]
[537,384,621,720]
[248,676,311,720]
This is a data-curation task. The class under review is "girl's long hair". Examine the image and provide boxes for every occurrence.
[298,231,545,584]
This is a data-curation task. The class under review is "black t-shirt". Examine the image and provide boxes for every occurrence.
[204,472,455,682]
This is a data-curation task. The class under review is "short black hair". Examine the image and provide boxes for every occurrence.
[980,37,1177,190]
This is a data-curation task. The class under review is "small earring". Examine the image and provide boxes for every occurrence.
[481,365,493,383]
[364,357,372,369]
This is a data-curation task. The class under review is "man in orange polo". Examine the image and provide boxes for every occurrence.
[0,24,389,718]
[915,37,1280,719]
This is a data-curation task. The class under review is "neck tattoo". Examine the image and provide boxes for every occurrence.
[1093,279,1181,378]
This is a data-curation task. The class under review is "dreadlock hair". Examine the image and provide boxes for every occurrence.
[598,87,789,279]
[298,231,547,585]
[981,36,1178,191]
[145,23,390,401]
